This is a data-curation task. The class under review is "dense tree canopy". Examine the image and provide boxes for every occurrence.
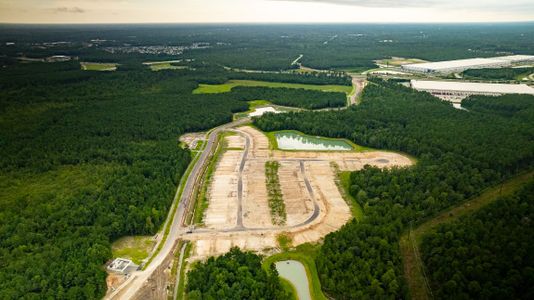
[186,247,291,300]
[421,182,534,300]
[254,79,534,299]
[0,63,247,298]
[462,67,534,81]
[231,86,347,109]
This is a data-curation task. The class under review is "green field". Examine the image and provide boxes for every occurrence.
[81,62,117,71]
[111,236,155,265]
[193,80,353,94]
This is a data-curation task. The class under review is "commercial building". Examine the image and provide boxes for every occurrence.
[402,55,534,74]
[410,80,534,103]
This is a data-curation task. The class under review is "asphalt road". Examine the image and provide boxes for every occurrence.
[108,118,249,300]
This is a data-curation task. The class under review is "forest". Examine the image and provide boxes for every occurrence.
[254,79,534,298]
[186,247,291,299]
[3,23,534,71]
[230,86,347,109]
[0,62,248,298]
[462,67,534,81]
[421,182,534,299]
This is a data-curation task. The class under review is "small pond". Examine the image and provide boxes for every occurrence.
[275,131,352,151]
[275,260,312,300]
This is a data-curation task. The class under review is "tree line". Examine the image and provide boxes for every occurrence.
[230,86,346,109]
[0,62,248,298]
[421,181,534,299]
[254,78,534,298]
[186,247,291,300]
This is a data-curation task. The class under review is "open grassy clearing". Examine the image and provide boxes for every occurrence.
[80,62,117,71]
[193,80,353,95]
[111,236,155,265]
[334,168,364,221]
[400,170,534,300]
[263,243,327,300]
[265,161,286,226]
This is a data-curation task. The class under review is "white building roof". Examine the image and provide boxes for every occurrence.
[402,55,534,72]
[411,80,534,95]
[403,58,505,71]
[493,55,534,63]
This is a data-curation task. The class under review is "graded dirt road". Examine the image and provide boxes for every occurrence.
[350,76,367,105]
[186,126,412,260]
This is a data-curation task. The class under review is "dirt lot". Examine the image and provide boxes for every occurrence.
[187,126,413,260]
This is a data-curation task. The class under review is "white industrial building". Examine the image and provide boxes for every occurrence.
[411,80,534,103]
[402,55,534,74]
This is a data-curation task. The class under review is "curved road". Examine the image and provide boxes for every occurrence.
[108,118,250,300]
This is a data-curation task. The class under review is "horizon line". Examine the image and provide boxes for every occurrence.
[1,20,534,26]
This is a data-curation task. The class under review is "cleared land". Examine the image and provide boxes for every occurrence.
[192,80,353,94]
[400,171,534,300]
[186,126,413,260]
[81,62,117,71]
[143,61,188,71]
[375,57,428,67]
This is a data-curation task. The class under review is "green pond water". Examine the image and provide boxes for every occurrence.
[275,132,352,151]
[275,260,312,300]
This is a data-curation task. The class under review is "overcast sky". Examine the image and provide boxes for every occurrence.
[1,0,533,23]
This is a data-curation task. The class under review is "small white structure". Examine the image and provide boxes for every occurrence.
[402,55,534,74]
[411,80,534,103]
[107,258,138,274]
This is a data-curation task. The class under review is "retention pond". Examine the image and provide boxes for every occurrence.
[275,131,352,151]
[275,260,312,300]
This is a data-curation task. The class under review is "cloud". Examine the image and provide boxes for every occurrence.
[270,0,440,8]
[54,7,86,13]
[271,0,534,11]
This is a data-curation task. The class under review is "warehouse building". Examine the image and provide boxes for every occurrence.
[402,55,534,74]
[411,80,534,103]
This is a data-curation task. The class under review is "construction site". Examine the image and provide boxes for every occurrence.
[184,126,413,259]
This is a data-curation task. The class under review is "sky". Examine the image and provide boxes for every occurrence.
[0,0,533,24]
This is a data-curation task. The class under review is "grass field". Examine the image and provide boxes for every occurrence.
[193,80,353,95]
[400,170,534,300]
[80,62,117,71]
[111,236,155,265]
[263,243,327,300]
[337,170,364,221]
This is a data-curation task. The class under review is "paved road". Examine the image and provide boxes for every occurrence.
[108,118,249,300]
